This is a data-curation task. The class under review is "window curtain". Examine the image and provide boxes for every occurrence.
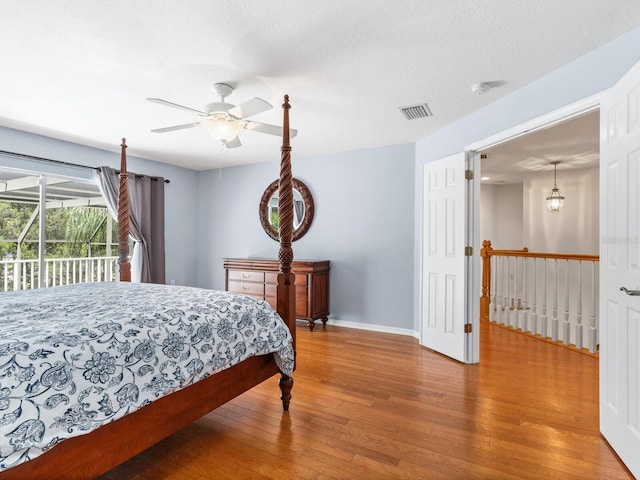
[94,167,166,284]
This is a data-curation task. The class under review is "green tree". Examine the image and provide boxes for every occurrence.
[62,207,109,257]
[0,202,115,260]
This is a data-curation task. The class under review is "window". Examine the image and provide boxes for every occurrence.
[0,167,119,291]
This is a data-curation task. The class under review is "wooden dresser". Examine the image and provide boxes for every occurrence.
[224,258,330,331]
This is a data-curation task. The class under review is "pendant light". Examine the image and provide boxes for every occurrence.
[546,161,564,212]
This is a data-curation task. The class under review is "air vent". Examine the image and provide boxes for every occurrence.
[399,103,433,120]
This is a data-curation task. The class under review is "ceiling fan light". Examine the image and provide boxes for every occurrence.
[203,118,242,143]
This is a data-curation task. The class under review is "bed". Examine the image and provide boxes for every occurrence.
[0,96,298,479]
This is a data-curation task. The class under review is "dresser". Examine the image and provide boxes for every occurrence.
[224,258,330,331]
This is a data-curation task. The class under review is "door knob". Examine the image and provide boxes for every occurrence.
[620,287,640,296]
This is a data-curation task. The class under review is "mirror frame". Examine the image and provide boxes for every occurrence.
[259,178,314,242]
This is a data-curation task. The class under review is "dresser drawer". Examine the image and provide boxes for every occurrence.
[228,270,265,283]
[227,280,264,296]
[265,294,277,310]
[265,283,277,298]
[265,272,308,286]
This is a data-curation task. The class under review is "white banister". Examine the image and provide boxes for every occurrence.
[481,241,599,354]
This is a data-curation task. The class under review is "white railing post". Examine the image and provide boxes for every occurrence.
[562,259,571,345]
[489,255,497,322]
[13,261,19,290]
[551,259,559,342]
[575,261,584,350]
[589,261,598,353]
[541,259,548,338]
[499,256,508,325]
[510,256,519,328]
[531,258,538,334]
[520,257,528,331]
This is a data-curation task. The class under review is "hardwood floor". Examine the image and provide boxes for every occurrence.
[99,322,632,480]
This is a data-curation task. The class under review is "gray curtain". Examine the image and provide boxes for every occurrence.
[94,167,166,284]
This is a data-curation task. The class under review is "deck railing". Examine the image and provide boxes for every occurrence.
[480,240,599,353]
[0,256,118,292]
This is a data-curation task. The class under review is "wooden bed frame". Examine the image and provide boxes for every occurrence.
[0,96,297,480]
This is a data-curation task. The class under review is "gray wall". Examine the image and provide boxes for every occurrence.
[413,26,640,332]
[197,143,416,332]
[0,127,199,287]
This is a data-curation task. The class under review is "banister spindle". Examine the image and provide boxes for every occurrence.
[490,254,497,322]
[589,261,598,353]
[551,259,559,341]
[531,258,538,334]
[541,259,548,338]
[562,259,570,345]
[575,261,583,350]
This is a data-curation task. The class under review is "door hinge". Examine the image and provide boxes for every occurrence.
[465,246,473,256]
[464,324,473,334]
[465,169,473,180]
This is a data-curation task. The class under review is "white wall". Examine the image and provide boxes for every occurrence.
[481,166,599,254]
[0,127,200,287]
[480,183,523,250]
[523,167,599,254]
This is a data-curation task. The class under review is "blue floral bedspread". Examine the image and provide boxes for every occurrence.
[0,282,294,470]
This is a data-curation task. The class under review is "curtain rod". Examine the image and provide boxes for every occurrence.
[0,149,170,183]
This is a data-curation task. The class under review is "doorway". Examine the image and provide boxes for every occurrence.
[466,93,603,358]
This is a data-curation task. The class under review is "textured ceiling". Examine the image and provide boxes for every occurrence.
[0,1,638,171]
[481,110,600,184]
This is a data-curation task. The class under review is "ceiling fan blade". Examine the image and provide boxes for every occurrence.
[245,121,298,138]
[224,136,242,149]
[146,98,207,116]
[228,98,272,119]
[150,122,200,133]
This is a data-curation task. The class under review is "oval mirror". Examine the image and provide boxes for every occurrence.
[259,178,314,241]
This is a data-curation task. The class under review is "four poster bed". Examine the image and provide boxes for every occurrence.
[0,96,298,479]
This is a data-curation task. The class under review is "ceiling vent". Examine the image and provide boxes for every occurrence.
[399,103,433,120]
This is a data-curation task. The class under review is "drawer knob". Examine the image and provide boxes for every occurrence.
[242,285,249,290]
[242,273,250,278]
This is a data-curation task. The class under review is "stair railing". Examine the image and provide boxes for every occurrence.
[480,240,599,353]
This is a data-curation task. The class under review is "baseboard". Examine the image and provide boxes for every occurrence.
[314,318,419,340]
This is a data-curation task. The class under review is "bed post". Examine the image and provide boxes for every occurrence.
[277,95,295,410]
[118,138,131,282]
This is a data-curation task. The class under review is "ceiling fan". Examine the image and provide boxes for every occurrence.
[146,83,297,148]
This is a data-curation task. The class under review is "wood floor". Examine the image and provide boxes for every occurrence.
[99,322,632,480]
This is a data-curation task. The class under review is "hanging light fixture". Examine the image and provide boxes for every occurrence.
[546,161,564,212]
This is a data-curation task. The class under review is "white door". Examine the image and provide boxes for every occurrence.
[420,153,471,362]
[600,59,640,478]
